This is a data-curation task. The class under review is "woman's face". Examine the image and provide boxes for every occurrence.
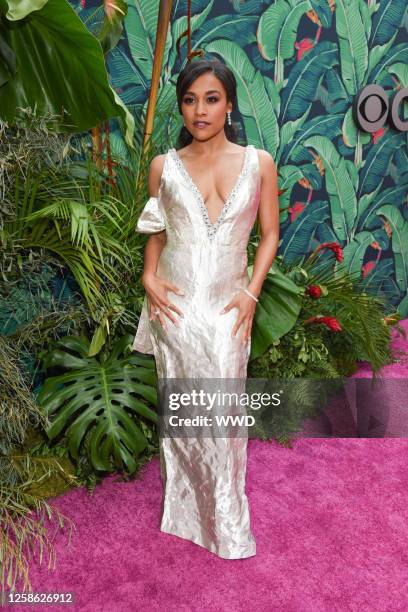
[180,72,232,141]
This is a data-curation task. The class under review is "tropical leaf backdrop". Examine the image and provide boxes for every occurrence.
[72,0,407,314]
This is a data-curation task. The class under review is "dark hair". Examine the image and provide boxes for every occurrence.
[175,58,239,149]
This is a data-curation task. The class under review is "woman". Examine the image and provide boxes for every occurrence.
[133,58,279,559]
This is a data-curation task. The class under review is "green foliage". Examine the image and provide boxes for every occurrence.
[97,0,408,313]
[39,334,159,475]
[0,116,134,320]
[249,246,398,383]
[0,0,134,145]
[248,324,340,380]
[0,452,75,593]
[249,258,303,359]
[0,337,46,455]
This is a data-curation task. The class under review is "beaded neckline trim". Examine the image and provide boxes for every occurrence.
[170,145,252,240]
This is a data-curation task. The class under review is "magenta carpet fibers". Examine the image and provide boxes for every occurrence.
[6,321,408,612]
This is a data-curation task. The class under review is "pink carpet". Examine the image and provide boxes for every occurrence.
[5,321,408,611]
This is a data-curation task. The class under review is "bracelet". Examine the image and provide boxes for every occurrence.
[244,288,259,303]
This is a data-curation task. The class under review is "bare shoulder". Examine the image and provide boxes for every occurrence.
[149,153,166,176]
[254,148,276,175]
[148,153,167,196]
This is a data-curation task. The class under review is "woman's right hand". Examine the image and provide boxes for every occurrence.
[142,272,185,330]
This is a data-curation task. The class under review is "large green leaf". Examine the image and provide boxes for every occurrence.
[340,230,375,279]
[0,0,134,147]
[39,335,158,474]
[303,135,358,242]
[357,130,404,199]
[280,42,338,126]
[125,1,172,84]
[335,0,369,96]
[279,200,330,263]
[376,205,408,294]
[250,263,303,360]
[257,0,312,62]
[357,185,407,232]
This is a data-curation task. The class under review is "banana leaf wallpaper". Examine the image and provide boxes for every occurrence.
[71,0,408,316]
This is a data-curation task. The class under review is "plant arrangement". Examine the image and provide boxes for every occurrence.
[247,238,404,442]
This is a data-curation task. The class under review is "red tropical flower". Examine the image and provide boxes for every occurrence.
[306,285,322,298]
[303,315,342,332]
[288,201,305,222]
[372,127,385,145]
[294,38,315,61]
[315,241,344,262]
[362,260,377,277]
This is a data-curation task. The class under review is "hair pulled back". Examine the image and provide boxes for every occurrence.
[175,58,239,149]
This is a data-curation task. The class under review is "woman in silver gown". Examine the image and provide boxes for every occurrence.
[133,59,279,559]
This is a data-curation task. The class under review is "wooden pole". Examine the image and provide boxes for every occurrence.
[143,0,173,156]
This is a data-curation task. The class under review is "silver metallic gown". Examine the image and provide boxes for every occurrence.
[132,145,260,559]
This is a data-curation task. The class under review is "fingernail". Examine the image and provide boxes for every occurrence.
[220,309,225,314]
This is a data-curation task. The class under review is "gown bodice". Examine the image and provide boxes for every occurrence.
[133,144,261,356]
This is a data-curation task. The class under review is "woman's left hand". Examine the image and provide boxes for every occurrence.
[220,290,258,344]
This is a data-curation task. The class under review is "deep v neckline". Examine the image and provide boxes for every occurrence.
[171,145,251,239]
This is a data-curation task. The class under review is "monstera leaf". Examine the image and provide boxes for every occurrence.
[0,0,134,146]
[250,261,303,359]
[39,334,158,474]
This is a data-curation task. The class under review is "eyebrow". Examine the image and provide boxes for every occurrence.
[184,90,221,95]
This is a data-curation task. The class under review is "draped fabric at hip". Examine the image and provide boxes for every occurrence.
[133,145,260,559]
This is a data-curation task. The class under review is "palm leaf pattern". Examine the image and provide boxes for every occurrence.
[75,0,407,316]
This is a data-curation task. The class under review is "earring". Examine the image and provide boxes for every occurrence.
[227,112,232,125]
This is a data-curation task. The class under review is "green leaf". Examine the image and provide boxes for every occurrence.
[280,200,330,263]
[335,0,369,95]
[126,1,172,84]
[250,264,303,359]
[39,334,158,474]
[303,135,358,241]
[88,319,108,357]
[257,0,312,61]
[340,230,375,278]
[0,0,134,147]
[376,205,408,293]
[4,0,49,20]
